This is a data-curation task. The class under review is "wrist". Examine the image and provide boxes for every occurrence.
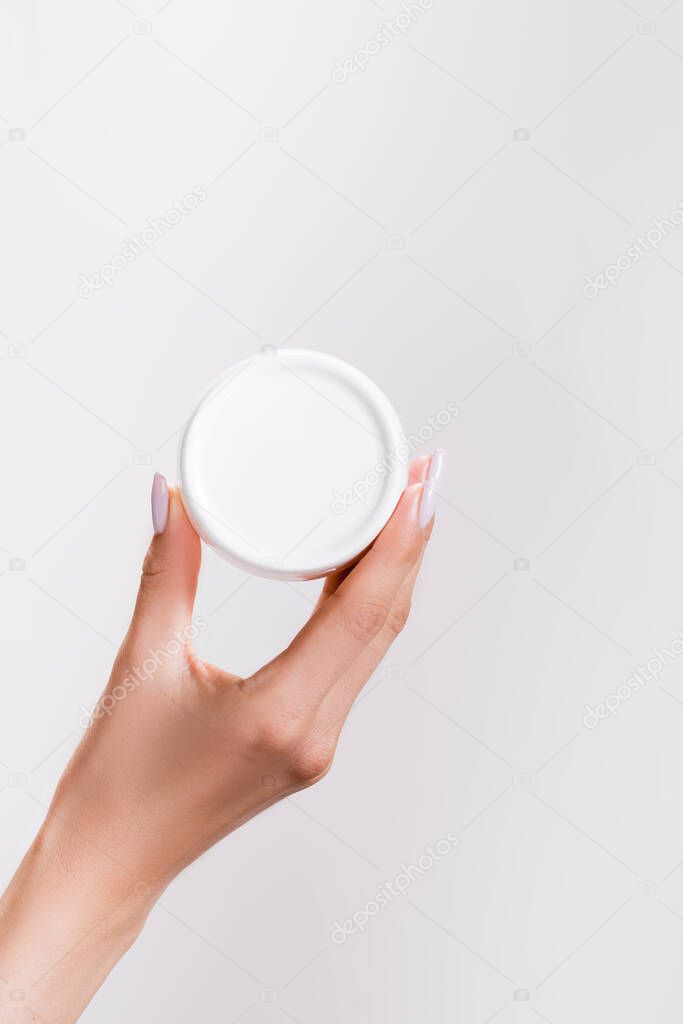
[39,808,158,917]
[0,815,154,1021]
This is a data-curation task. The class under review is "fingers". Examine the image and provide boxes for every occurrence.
[256,480,428,708]
[130,476,202,642]
[292,456,444,758]
[408,453,433,488]
[313,455,431,612]
[307,517,433,752]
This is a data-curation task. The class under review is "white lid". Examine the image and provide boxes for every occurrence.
[179,348,408,580]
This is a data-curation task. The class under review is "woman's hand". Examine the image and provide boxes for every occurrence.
[0,451,445,1023]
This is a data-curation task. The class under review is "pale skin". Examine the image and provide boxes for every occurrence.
[0,454,442,1022]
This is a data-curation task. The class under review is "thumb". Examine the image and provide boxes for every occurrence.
[131,473,201,640]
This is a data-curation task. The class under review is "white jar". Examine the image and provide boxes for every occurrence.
[179,348,407,580]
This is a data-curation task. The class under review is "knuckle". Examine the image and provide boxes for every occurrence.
[140,540,166,584]
[386,597,411,637]
[346,598,390,643]
[249,709,334,786]
[288,741,334,786]
[251,714,307,761]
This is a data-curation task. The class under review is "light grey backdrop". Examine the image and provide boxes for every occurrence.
[2,0,683,1021]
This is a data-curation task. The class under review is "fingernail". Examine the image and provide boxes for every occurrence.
[419,450,447,530]
[151,473,169,535]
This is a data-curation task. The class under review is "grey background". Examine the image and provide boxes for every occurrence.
[2,0,683,1021]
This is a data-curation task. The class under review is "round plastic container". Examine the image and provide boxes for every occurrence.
[179,348,407,580]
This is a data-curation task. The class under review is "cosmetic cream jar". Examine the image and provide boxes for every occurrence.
[179,348,407,580]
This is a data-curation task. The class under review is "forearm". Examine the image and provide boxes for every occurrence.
[0,815,151,1023]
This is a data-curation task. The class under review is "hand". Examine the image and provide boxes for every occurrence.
[0,451,445,1023]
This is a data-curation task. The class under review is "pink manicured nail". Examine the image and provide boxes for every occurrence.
[151,473,169,535]
[419,449,447,530]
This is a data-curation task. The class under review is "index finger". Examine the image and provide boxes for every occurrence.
[313,454,432,610]
[258,480,428,706]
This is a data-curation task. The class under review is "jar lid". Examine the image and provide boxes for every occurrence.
[179,348,407,580]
